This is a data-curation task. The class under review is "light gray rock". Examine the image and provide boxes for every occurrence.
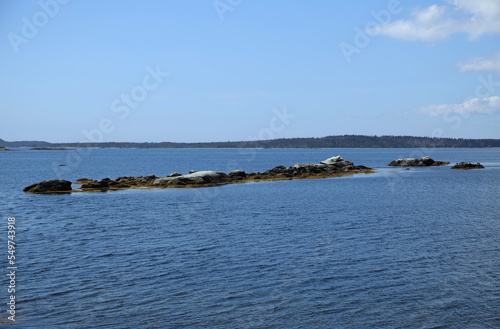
[320,155,345,165]
[168,172,182,177]
[154,171,229,187]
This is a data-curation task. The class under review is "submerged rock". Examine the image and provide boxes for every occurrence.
[23,180,72,193]
[388,156,449,167]
[450,162,484,170]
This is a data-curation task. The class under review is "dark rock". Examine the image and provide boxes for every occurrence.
[269,165,287,174]
[23,180,72,193]
[81,179,109,189]
[451,162,484,170]
[229,170,246,178]
[189,170,197,174]
[388,156,449,167]
[108,180,130,188]
[419,155,434,166]
[116,176,133,181]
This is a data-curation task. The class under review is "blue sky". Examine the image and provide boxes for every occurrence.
[1,0,499,142]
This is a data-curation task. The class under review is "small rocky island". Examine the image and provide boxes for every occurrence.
[450,162,484,170]
[23,156,374,193]
[0,146,11,151]
[388,156,450,167]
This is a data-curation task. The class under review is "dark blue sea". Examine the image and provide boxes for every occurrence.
[1,148,499,328]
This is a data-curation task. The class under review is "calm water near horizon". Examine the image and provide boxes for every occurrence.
[1,148,499,328]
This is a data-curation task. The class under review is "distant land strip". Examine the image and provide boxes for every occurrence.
[2,135,500,149]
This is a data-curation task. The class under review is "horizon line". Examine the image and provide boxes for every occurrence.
[3,134,500,144]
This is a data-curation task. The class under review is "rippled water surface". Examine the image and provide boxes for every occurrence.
[1,148,499,328]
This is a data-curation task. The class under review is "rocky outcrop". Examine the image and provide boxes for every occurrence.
[228,170,246,179]
[23,180,72,193]
[0,146,11,151]
[154,171,229,187]
[388,156,449,167]
[24,155,374,193]
[450,162,484,170]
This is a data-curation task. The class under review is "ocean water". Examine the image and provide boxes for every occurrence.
[0,148,499,328]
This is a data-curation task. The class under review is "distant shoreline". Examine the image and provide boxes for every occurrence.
[2,135,500,149]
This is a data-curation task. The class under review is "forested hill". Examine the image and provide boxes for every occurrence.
[1,135,500,149]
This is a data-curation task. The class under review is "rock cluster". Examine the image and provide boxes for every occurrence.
[0,146,11,151]
[388,156,449,167]
[23,155,374,193]
[450,162,484,170]
[77,175,158,191]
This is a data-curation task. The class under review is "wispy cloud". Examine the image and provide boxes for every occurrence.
[368,0,500,42]
[419,96,500,116]
[457,51,500,75]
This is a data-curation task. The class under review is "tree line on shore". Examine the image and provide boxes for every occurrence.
[1,135,500,149]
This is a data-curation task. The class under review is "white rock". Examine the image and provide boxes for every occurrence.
[320,155,345,165]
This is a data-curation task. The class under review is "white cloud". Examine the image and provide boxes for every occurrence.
[419,96,500,116]
[457,52,500,74]
[369,0,500,42]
